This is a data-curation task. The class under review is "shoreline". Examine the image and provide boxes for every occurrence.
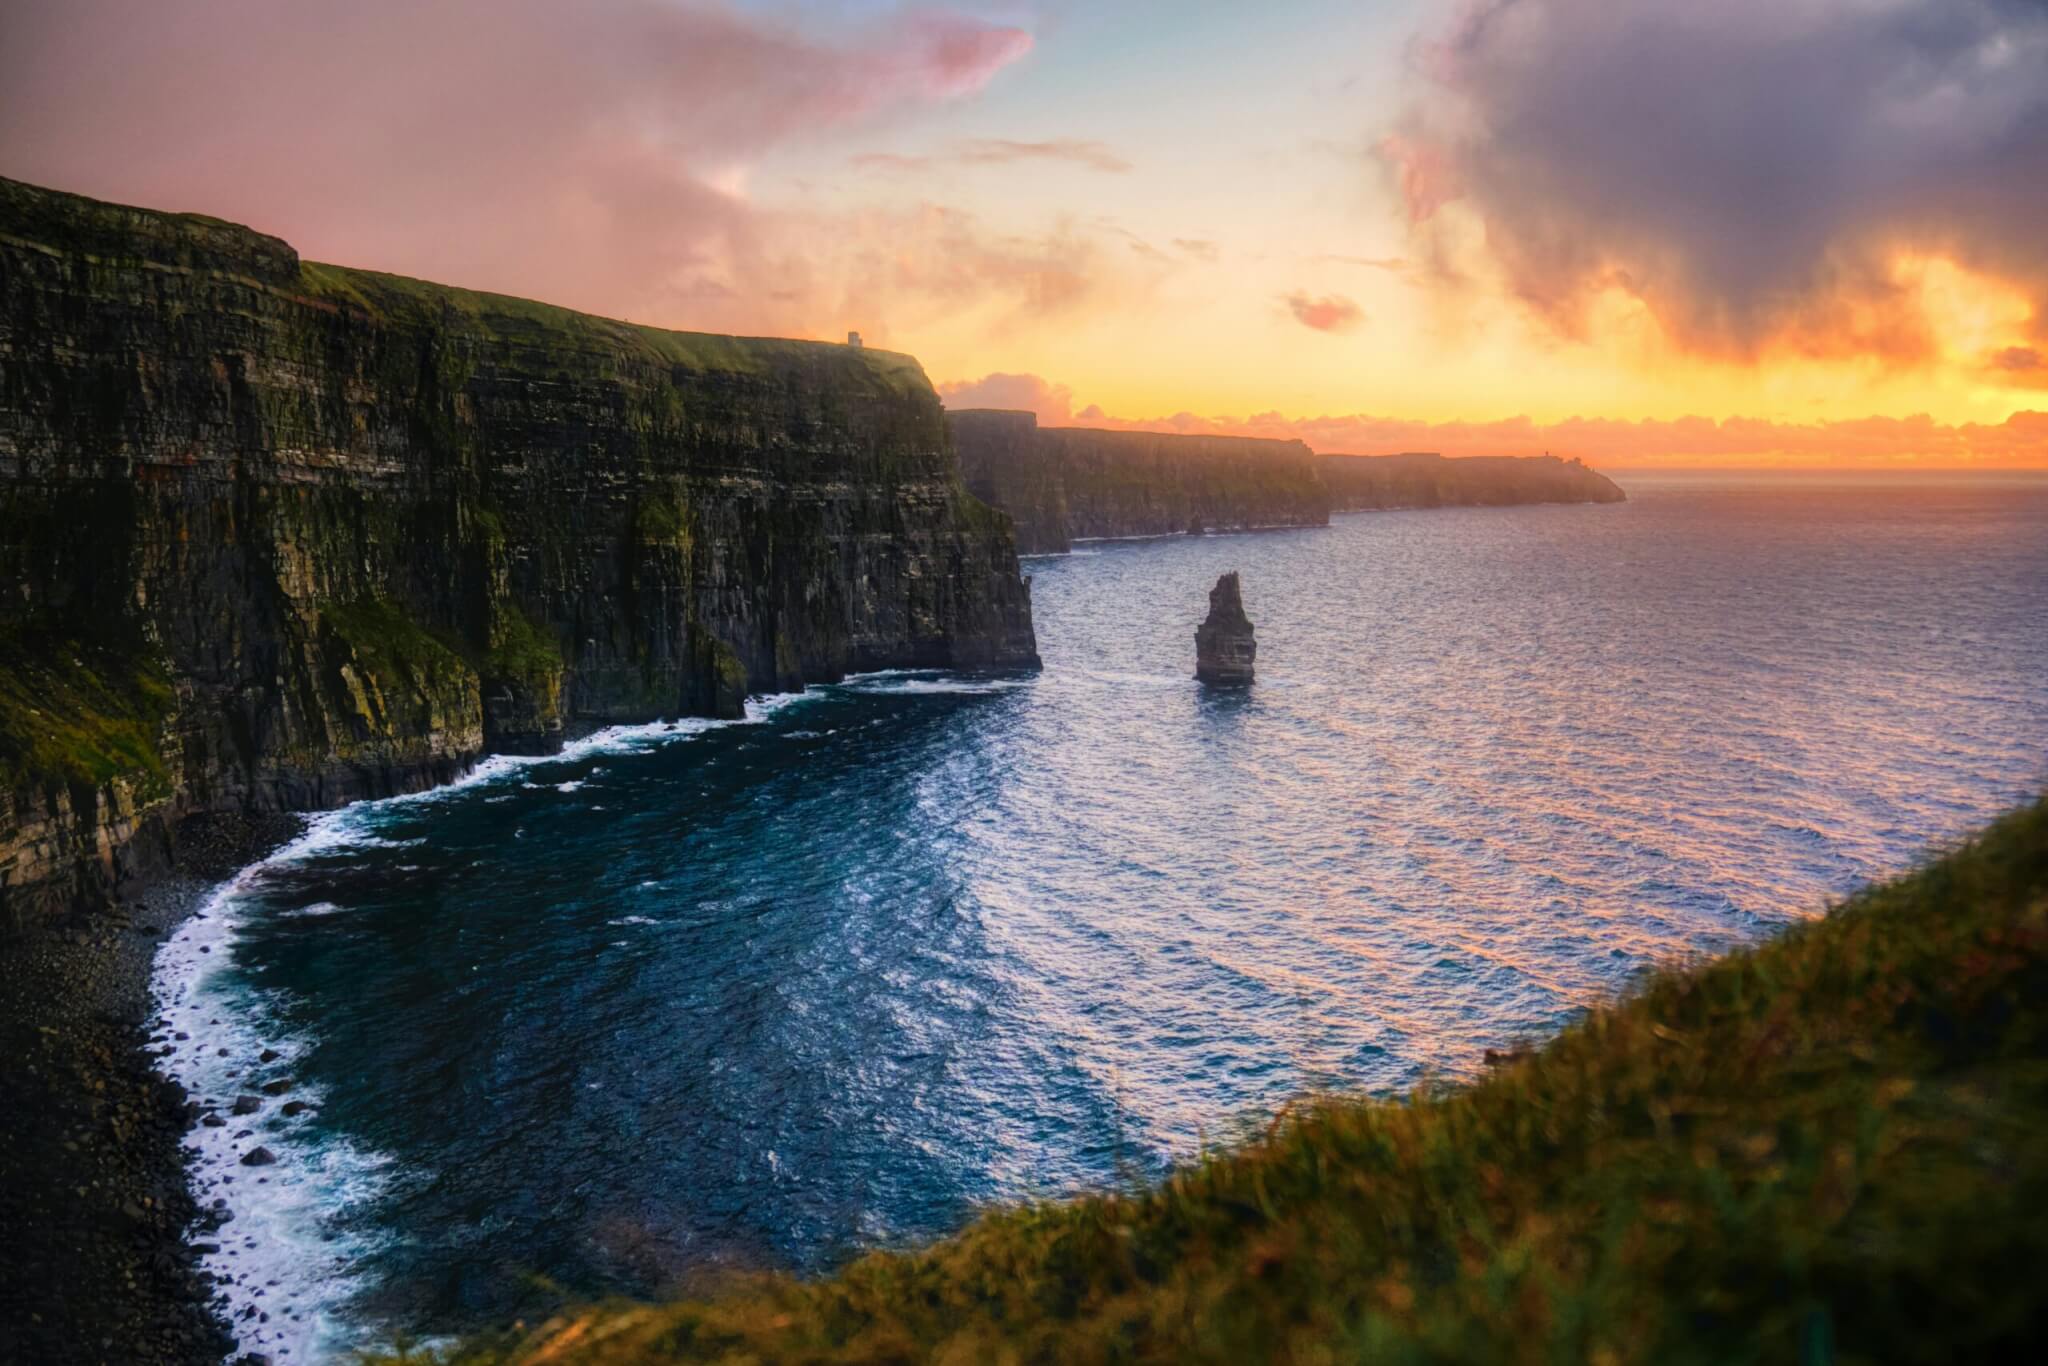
[0,685,871,1364]
[8,697,822,1363]
[0,812,301,1366]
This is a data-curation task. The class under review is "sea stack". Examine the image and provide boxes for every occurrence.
[1195,572,1257,686]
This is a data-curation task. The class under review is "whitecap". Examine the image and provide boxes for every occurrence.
[150,829,401,1363]
[143,688,814,1360]
[284,901,347,919]
[837,670,1030,697]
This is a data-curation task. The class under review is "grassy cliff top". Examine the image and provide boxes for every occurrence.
[0,175,932,400]
[947,410,1317,460]
[295,262,932,397]
[1319,451,1627,503]
[401,795,2048,1364]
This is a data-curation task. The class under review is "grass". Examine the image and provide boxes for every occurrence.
[0,628,175,800]
[318,598,480,739]
[388,795,2048,1365]
[295,260,933,400]
[480,608,566,725]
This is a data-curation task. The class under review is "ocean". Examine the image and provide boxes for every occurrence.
[151,473,2048,1360]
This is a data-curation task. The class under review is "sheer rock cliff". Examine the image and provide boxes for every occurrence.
[1318,451,1626,510]
[948,410,1328,554]
[0,177,1037,929]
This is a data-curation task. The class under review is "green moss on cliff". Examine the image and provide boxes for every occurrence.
[481,607,565,708]
[318,598,481,744]
[297,261,931,399]
[322,599,468,686]
[0,630,174,800]
[687,626,750,721]
[410,797,2048,1366]
[633,487,693,552]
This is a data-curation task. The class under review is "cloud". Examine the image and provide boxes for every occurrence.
[854,138,1131,174]
[1320,255,1410,273]
[0,0,1035,333]
[851,152,939,173]
[1989,346,2048,389]
[937,372,1076,422]
[846,205,1106,322]
[939,374,2048,467]
[1389,0,2048,359]
[1282,291,1365,333]
[1174,239,1220,263]
[957,139,1130,173]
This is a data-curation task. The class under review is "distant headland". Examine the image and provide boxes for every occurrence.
[949,409,1625,555]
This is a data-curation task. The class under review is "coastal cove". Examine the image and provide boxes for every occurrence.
[7,5,2048,1358]
[147,474,2048,1361]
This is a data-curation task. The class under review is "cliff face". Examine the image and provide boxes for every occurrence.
[1319,452,1626,511]
[949,410,1328,554]
[0,177,1037,929]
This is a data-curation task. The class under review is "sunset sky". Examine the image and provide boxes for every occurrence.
[4,0,2046,466]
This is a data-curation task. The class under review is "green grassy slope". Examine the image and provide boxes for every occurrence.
[399,800,2048,1365]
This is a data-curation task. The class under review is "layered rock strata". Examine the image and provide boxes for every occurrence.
[1319,451,1625,510]
[949,410,1328,554]
[0,176,1038,929]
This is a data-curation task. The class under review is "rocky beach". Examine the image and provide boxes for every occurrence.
[0,813,302,1365]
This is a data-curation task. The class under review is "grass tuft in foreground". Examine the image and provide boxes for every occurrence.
[390,797,2048,1364]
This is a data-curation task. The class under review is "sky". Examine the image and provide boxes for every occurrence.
[3,0,2046,466]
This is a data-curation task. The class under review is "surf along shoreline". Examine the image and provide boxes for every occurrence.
[1,686,875,1364]
[1,809,298,1365]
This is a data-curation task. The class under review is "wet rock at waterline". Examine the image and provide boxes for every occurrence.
[1195,573,1257,687]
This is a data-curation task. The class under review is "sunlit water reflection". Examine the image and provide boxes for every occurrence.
[153,473,2048,1358]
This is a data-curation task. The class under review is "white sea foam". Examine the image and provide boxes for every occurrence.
[837,670,1031,697]
[284,900,347,918]
[148,692,812,1361]
[150,814,398,1363]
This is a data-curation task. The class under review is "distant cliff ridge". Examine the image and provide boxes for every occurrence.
[0,176,1038,928]
[1319,451,1626,511]
[948,410,1328,554]
[949,412,1624,554]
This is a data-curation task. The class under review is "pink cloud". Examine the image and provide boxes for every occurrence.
[0,1,1035,333]
[1282,291,1364,333]
[937,373,1075,423]
[854,138,1129,175]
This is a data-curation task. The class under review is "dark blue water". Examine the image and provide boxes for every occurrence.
[154,473,2048,1360]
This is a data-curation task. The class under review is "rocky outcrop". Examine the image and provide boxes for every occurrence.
[0,176,1038,931]
[1319,452,1625,510]
[1194,573,1256,687]
[949,410,1327,554]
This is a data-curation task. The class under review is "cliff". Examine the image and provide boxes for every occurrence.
[0,176,1038,930]
[948,410,1328,554]
[1319,451,1626,510]
[420,794,2048,1365]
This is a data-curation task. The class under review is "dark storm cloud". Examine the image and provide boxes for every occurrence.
[1389,0,2048,359]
